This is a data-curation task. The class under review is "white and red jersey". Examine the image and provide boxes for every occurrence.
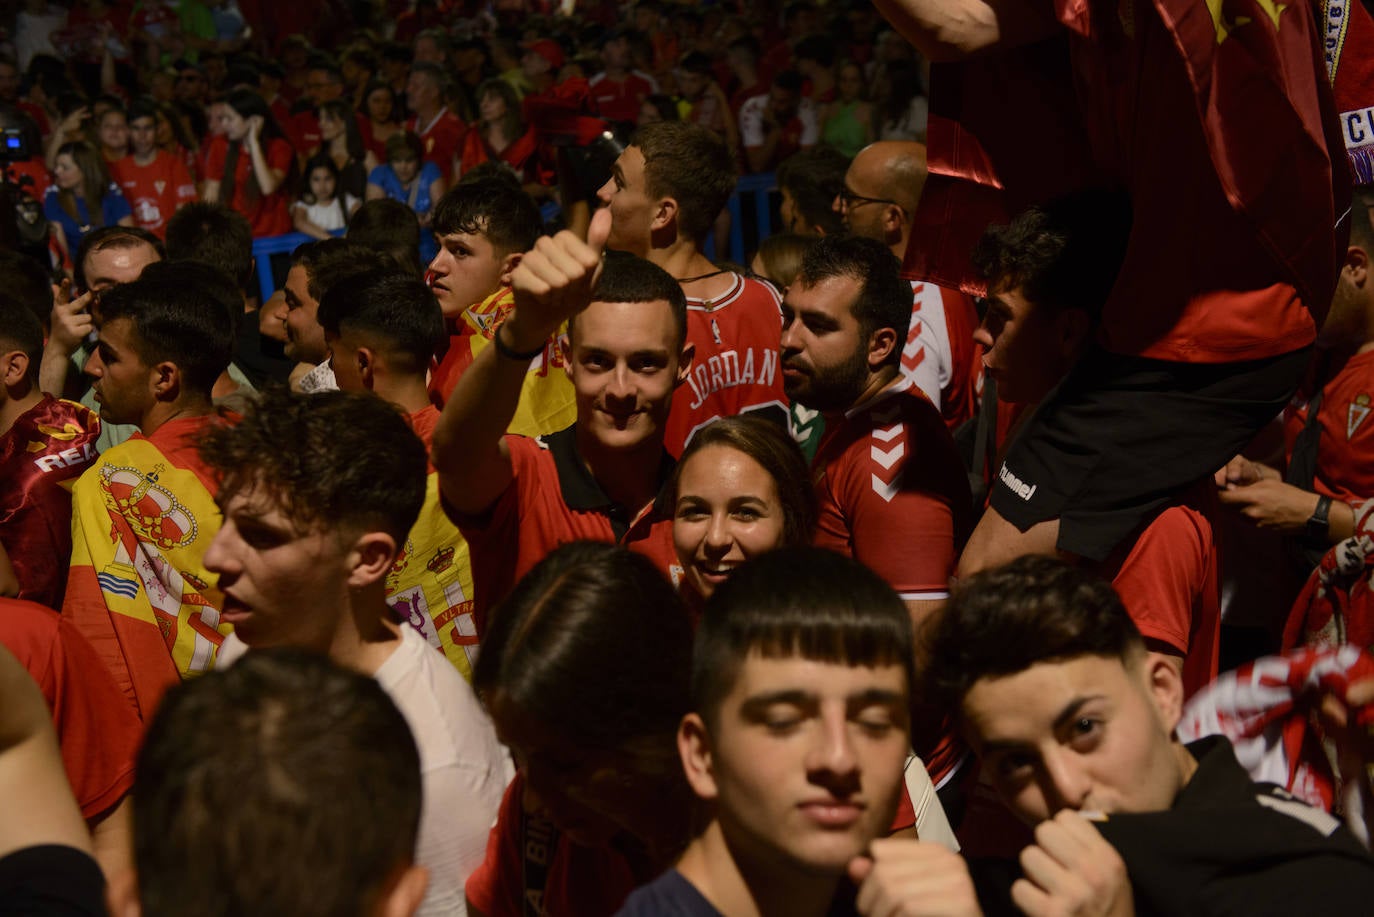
[110,152,196,238]
[811,378,971,601]
[903,280,981,430]
[664,273,790,456]
[588,70,658,124]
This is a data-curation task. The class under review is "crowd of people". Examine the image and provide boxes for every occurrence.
[4,0,1374,916]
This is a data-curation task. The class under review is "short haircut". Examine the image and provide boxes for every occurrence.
[289,238,390,304]
[165,202,254,292]
[198,388,427,542]
[385,130,423,163]
[473,541,692,764]
[1350,184,1374,250]
[97,262,234,395]
[632,121,736,242]
[691,546,914,729]
[75,225,165,291]
[127,97,159,124]
[970,187,1132,321]
[0,294,45,377]
[317,271,446,375]
[569,251,688,348]
[0,250,55,331]
[134,648,421,917]
[776,146,850,236]
[431,176,544,256]
[675,415,817,548]
[408,60,449,94]
[923,555,1145,714]
[795,234,911,366]
[347,199,423,275]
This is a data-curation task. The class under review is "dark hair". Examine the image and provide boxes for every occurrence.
[0,250,54,333]
[317,271,446,375]
[217,88,291,208]
[362,80,400,124]
[776,146,850,236]
[347,199,423,275]
[632,121,736,242]
[678,50,713,76]
[726,35,761,63]
[165,202,254,291]
[199,388,427,541]
[301,154,349,227]
[408,60,450,96]
[473,541,693,760]
[923,555,1145,714]
[54,141,113,230]
[318,99,367,163]
[795,234,911,366]
[773,70,804,94]
[127,97,159,125]
[970,188,1132,321]
[385,130,424,163]
[675,415,817,548]
[75,225,165,291]
[569,252,688,347]
[1349,184,1374,250]
[641,93,679,122]
[431,176,543,255]
[475,77,524,143]
[290,237,390,303]
[155,100,200,154]
[794,34,837,68]
[134,648,422,917]
[752,232,816,289]
[692,547,914,728]
[97,262,235,395]
[0,293,45,377]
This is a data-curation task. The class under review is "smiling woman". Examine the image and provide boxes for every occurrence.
[672,415,817,611]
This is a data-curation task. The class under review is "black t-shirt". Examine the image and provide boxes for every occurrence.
[0,844,106,916]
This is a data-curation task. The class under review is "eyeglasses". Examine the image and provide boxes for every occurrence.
[838,186,900,210]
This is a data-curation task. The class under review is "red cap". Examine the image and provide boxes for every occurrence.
[524,38,565,72]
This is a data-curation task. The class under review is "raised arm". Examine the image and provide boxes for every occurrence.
[870,0,1060,62]
[432,208,611,515]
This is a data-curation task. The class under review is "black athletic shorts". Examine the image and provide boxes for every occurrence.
[989,343,1311,561]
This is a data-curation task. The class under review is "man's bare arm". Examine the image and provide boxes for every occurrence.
[432,208,611,515]
[871,0,1060,62]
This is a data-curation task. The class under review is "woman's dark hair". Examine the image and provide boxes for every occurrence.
[218,88,291,208]
[301,154,349,228]
[675,415,817,551]
[154,100,199,154]
[318,98,367,163]
[55,141,114,230]
[362,79,400,125]
[641,93,679,122]
[473,541,693,765]
[476,77,523,144]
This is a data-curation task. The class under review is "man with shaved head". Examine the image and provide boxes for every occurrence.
[836,141,981,430]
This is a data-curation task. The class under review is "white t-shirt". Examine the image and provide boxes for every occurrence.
[217,627,514,917]
[291,194,359,232]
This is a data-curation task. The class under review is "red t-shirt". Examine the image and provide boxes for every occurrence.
[8,156,50,201]
[1101,487,1222,699]
[203,134,293,237]
[465,773,645,917]
[408,108,467,175]
[811,379,972,601]
[0,598,141,820]
[451,427,679,637]
[588,71,656,124]
[664,273,790,457]
[1283,349,1374,504]
[904,280,981,431]
[110,151,197,238]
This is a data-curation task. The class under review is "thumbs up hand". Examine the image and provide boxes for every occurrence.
[505,207,612,353]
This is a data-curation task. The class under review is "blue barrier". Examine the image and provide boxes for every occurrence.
[249,173,778,300]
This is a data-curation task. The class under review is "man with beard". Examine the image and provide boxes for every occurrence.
[781,234,972,801]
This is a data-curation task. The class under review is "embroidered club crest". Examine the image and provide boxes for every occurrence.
[154,180,166,194]
[1349,393,1371,439]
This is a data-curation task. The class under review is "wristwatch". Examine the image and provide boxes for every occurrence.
[1305,495,1333,541]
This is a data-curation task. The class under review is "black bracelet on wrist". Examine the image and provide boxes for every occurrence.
[492,324,546,361]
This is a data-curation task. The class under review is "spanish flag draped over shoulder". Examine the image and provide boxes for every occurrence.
[908,0,1352,316]
[63,415,230,720]
[389,406,479,681]
[431,285,577,439]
